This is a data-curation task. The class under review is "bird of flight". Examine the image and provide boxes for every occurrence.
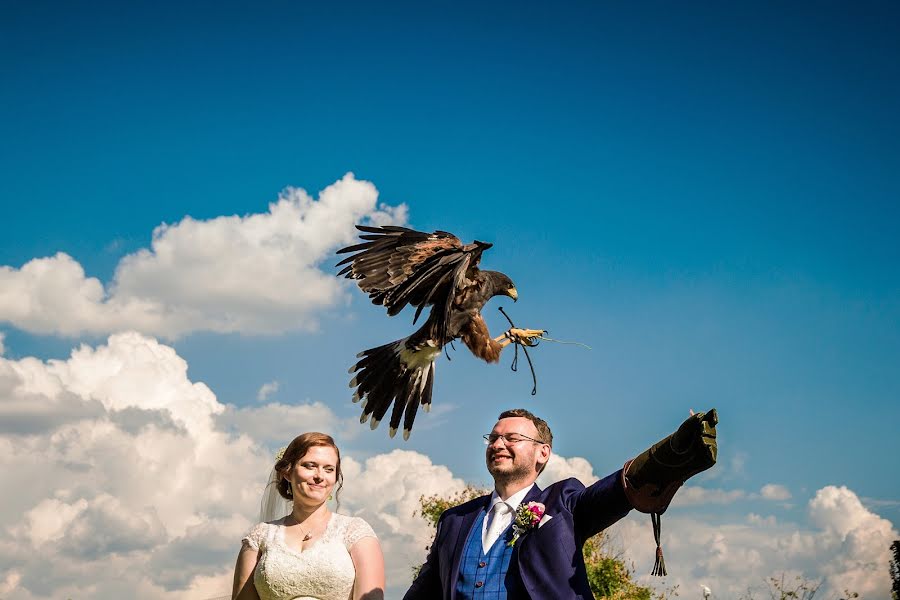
[336,225,545,439]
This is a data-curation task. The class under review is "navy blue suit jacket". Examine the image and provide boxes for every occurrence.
[403,470,632,600]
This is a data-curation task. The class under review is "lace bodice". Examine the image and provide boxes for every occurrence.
[242,513,377,600]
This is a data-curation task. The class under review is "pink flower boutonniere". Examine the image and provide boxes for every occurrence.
[508,501,546,547]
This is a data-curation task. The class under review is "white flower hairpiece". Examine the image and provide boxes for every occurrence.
[274,446,288,462]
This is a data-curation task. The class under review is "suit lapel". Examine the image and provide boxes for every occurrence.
[522,483,543,505]
[448,495,490,599]
[515,484,544,552]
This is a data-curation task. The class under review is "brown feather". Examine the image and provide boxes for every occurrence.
[338,226,516,439]
[459,314,503,363]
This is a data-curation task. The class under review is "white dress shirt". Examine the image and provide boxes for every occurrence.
[481,483,535,553]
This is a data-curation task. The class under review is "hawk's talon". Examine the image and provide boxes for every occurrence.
[506,327,546,347]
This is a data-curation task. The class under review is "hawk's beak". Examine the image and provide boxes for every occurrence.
[507,287,518,302]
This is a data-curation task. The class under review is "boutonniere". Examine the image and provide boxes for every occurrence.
[507,502,546,547]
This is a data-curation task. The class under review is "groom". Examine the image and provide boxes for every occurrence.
[404,407,718,600]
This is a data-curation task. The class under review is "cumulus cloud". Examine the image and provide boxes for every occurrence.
[0,173,407,339]
[537,453,599,487]
[671,485,747,507]
[2,333,896,599]
[0,332,466,599]
[614,485,899,600]
[339,450,469,590]
[807,485,898,596]
[215,400,358,445]
[0,333,273,598]
[747,513,778,527]
[256,380,279,402]
[0,367,105,434]
[760,483,792,501]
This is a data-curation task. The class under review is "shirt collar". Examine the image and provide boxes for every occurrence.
[489,483,535,512]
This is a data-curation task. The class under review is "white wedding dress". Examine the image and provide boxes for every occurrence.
[242,513,377,600]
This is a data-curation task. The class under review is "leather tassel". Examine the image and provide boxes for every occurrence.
[651,512,667,576]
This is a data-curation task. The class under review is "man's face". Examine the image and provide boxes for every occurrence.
[485,416,550,484]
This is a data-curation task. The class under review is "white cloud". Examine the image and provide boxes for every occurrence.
[747,513,777,527]
[807,485,898,596]
[728,450,748,478]
[0,173,407,339]
[2,334,896,599]
[611,485,899,600]
[0,333,279,598]
[760,483,792,501]
[861,496,900,510]
[0,331,5,355]
[537,453,599,487]
[671,485,747,506]
[339,450,469,592]
[215,400,358,445]
[0,332,463,599]
[17,498,90,546]
[256,380,279,402]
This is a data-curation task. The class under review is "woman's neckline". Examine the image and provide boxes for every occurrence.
[277,512,336,554]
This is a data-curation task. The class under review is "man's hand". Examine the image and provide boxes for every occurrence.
[623,409,718,514]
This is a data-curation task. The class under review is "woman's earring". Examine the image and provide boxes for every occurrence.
[328,494,333,501]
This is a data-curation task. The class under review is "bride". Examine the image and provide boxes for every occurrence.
[232,432,384,600]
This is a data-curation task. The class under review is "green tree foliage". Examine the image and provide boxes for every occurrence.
[418,486,487,531]
[412,486,489,580]
[582,534,654,600]
[414,487,670,599]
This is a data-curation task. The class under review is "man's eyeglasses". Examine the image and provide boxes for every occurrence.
[483,433,546,446]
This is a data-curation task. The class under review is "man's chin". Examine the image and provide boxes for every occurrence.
[487,464,510,478]
[488,464,530,481]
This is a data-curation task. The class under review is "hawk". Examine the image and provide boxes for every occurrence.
[336,225,543,439]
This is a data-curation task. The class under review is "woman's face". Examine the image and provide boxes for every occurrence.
[285,445,338,507]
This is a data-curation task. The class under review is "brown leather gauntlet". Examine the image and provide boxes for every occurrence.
[622,409,718,576]
[622,409,718,514]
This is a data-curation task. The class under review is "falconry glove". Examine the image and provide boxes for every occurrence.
[622,408,718,575]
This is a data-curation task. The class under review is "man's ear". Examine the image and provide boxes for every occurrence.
[537,445,551,470]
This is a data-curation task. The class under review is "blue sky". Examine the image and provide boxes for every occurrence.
[2,2,899,598]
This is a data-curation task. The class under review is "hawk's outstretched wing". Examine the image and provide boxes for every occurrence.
[335,224,528,440]
[336,225,491,342]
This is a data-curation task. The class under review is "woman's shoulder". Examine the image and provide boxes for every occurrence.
[242,519,281,549]
[330,512,374,531]
[331,513,378,548]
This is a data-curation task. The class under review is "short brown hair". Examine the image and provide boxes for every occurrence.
[498,408,553,448]
[274,432,343,506]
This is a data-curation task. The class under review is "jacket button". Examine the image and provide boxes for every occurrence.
[475,582,484,588]
[478,561,486,568]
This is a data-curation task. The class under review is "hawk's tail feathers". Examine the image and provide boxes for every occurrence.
[349,339,436,440]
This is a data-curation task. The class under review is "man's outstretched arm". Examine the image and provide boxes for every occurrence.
[570,469,634,545]
[570,409,718,534]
